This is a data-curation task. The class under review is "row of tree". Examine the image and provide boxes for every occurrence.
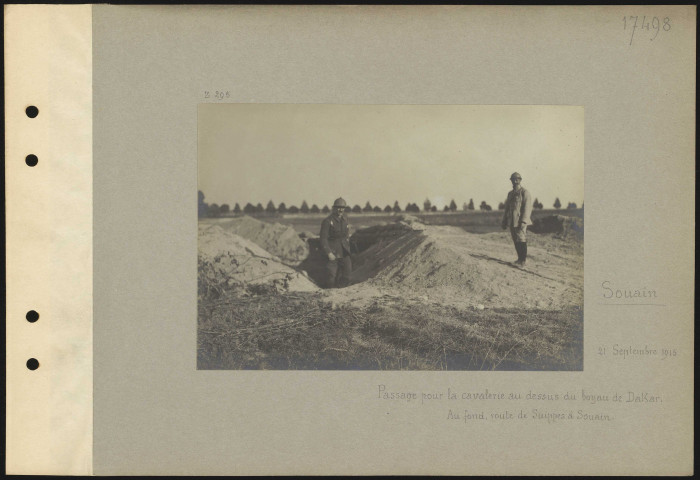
[198,191,581,218]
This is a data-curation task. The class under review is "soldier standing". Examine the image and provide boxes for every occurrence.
[501,172,533,266]
[320,197,353,288]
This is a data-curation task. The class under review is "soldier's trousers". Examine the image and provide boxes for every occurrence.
[327,256,352,288]
[509,224,527,244]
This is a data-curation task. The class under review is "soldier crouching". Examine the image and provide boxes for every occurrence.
[320,197,353,288]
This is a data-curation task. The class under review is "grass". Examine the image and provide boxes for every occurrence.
[197,291,583,371]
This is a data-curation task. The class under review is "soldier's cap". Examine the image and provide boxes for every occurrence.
[333,197,348,208]
[510,172,522,180]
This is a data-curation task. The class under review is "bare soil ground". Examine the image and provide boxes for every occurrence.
[198,213,583,370]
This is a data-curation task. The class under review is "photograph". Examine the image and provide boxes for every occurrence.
[197,104,584,370]
[5,4,694,475]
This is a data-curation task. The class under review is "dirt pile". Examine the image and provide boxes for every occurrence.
[218,215,309,263]
[350,221,419,252]
[530,215,584,241]
[349,228,425,285]
[198,224,317,294]
[394,214,424,229]
[324,223,583,310]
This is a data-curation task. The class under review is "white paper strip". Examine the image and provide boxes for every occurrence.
[5,5,93,475]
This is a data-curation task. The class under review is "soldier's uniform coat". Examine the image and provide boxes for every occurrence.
[320,213,352,287]
[320,214,351,257]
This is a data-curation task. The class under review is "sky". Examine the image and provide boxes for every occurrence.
[198,104,583,210]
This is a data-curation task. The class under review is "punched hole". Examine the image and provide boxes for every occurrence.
[26,358,40,370]
[25,155,38,167]
[26,310,39,323]
[26,106,39,118]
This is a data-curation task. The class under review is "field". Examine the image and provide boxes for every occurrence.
[238,208,583,235]
[198,210,584,370]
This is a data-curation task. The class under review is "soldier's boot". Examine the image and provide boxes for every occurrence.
[513,242,523,264]
[520,243,527,266]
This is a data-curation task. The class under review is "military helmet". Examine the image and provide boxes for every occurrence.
[332,197,347,208]
[510,172,522,180]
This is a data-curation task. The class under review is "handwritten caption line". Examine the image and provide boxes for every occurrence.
[377,386,664,424]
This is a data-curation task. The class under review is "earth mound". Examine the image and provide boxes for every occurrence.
[393,214,424,228]
[218,215,309,263]
[198,224,317,295]
[350,221,419,252]
[326,223,582,310]
[350,229,426,285]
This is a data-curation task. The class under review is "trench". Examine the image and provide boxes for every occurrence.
[297,224,426,289]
